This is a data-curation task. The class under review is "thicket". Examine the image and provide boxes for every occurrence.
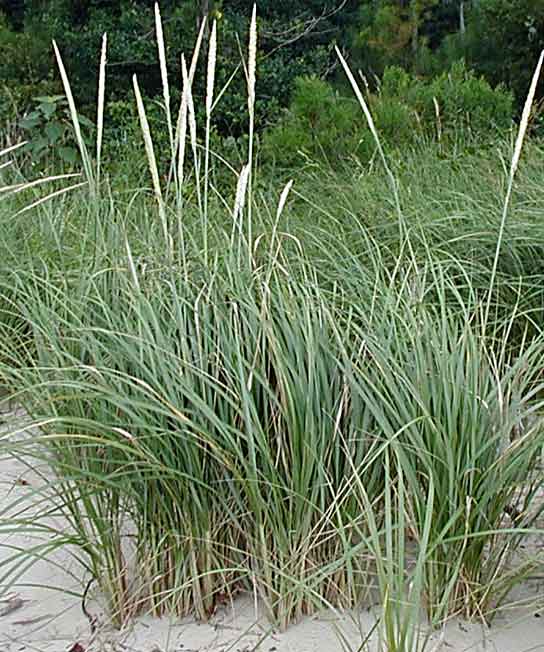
[0,0,358,137]
[438,0,544,107]
[263,62,513,168]
[0,1,542,174]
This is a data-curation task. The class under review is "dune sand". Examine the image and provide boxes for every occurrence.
[1,407,543,652]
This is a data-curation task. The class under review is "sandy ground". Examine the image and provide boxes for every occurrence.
[1,407,544,652]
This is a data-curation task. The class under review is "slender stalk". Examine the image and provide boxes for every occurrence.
[484,50,544,329]
[53,41,95,198]
[96,33,107,191]
[155,3,176,199]
[203,20,217,266]
[247,5,257,266]
[133,74,171,259]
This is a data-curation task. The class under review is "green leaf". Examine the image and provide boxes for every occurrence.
[31,137,49,160]
[33,136,49,151]
[34,94,65,104]
[78,114,95,129]
[19,114,41,129]
[45,122,64,143]
[59,146,78,164]
[39,102,57,120]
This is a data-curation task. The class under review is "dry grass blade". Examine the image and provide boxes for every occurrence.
[1,141,82,211]
[155,3,174,163]
[96,33,107,189]
[232,164,251,251]
[175,54,189,202]
[433,96,442,142]
[335,45,400,221]
[276,179,293,221]
[485,49,544,327]
[0,173,81,198]
[181,54,200,212]
[203,20,218,263]
[335,47,387,170]
[206,21,217,120]
[189,17,207,82]
[0,142,27,158]
[125,237,141,291]
[510,50,544,176]
[132,74,171,257]
[247,5,257,262]
[248,5,257,118]
[233,164,250,223]
[10,181,88,217]
[52,40,95,196]
[263,178,294,282]
[172,14,205,196]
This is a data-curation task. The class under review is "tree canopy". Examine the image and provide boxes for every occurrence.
[0,0,542,138]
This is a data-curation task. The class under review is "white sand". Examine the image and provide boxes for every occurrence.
[1,408,543,652]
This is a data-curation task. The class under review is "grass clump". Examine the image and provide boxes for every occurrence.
[1,6,544,650]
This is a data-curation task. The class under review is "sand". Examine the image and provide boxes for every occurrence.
[1,407,543,652]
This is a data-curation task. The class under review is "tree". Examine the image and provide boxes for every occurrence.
[0,0,361,136]
[451,0,544,106]
[353,0,450,75]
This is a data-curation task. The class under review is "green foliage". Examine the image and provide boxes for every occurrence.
[352,0,443,75]
[355,1,416,72]
[430,61,513,132]
[0,0,536,157]
[263,62,514,168]
[377,61,514,139]
[439,0,544,107]
[18,94,93,168]
[0,1,357,141]
[0,12,59,131]
[350,0,542,115]
[0,12,51,85]
[262,75,371,168]
[420,0,462,50]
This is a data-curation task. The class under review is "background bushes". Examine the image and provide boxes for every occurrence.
[0,0,540,176]
[263,62,514,168]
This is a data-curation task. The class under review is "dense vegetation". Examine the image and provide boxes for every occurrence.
[1,2,544,650]
[1,0,543,170]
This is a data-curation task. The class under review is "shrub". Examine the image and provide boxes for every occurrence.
[18,94,94,169]
[427,61,513,136]
[263,63,514,168]
[375,61,514,143]
[262,75,372,168]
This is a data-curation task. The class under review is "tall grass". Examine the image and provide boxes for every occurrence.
[0,7,543,651]
[347,283,544,623]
